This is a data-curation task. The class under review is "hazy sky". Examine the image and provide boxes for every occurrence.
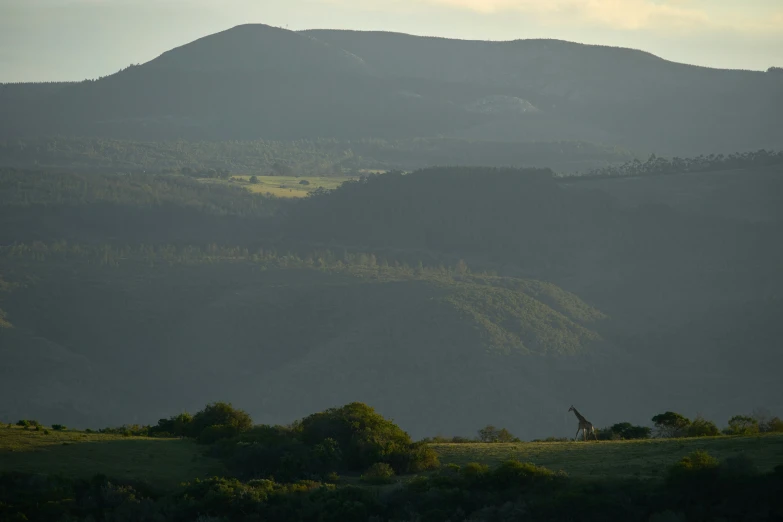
[1,0,781,82]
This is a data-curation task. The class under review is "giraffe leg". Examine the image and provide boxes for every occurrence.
[575,428,580,441]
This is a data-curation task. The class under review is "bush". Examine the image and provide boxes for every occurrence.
[687,416,720,437]
[477,425,519,443]
[726,415,759,435]
[299,180,310,186]
[149,412,192,437]
[16,419,40,428]
[299,402,438,474]
[668,450,719,481]
[249,175,259,184]
[602,422,651,440]
[652,412,691,438]
[188,402,252,440]
[51,424,67,431]
[762,417,783,433]
[360,462,395,485]
[198,424,242,445]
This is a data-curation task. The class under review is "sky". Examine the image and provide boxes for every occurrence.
[0,0,781,82]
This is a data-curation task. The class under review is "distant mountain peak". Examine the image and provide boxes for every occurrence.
[144,23,366,75]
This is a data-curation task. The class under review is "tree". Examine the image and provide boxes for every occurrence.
[726,415,759,436]
[606,422,651,440]
[687,416,720,437]
[188,402,253,441]
[249,175,259,184]
[298,402,438,473]
[652,412,691,438]
[477,425,519,443]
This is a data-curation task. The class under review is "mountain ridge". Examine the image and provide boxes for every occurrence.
[2,24,780,154]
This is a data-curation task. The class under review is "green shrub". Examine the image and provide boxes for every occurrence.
[602,422,652,440]
[490,460,555,489]
[477,425,519,443]
[461,462,490,482]
[687,416,720,437]
[299,402,438,474]
[16,419,40,428]
[189,402,252,440]
[726,415,759,436]
[360,462,395,485]
[149,412,193,437]
[197,424,241,445]
[652,412,690,438]
[762,417,783,433]
[43,429,50,435]
[51,424,67,431]
[668,450,719,482]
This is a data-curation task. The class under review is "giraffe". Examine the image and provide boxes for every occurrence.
[568,405,598,441]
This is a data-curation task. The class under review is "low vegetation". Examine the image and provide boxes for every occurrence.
[2,401,783,522]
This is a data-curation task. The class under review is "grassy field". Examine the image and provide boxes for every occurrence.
[432,434,783,480]
[0,425,225,490]
[4,424,782,488]
[204,175,354,198]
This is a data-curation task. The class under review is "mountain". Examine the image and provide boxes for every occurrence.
[2,25,781,154]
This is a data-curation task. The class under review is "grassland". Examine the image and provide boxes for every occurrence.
[432,434,783,480]
[204,175,354,198]
[4,423,782,489]
[0,425,225,490]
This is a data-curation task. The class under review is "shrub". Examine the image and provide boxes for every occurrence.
[477,425,519,443]
[602,422,651,440]
[51,424,67,431]
[149,412,192,437]
[762,417,783,433]
[249,175,259,184]
[16,419,40,428]
[668,450,719,481]
[461,462,490,482]
[198,424,242,445]
[652,412,690,438]
[188,402,252,440]
[43,429,50,435]
[726,415,759,435]
[489,460,555,489]
[360,463,395,485]
[299,402,438,474]
[299,180,310,185]
[687,416,720,437]
[98,424,149,436]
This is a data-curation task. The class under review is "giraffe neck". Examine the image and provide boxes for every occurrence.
[572,408,587,423]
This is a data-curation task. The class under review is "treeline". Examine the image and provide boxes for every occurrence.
[0,168,278,217]
[572,148,783,180]
[0,241,476,280]
[425,409,783,444]
[0,136,635,176]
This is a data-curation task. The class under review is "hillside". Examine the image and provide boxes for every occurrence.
[0,245,610,438]
[2,25,782,154]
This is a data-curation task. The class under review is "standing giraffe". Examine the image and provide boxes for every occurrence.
[568,405,598,441]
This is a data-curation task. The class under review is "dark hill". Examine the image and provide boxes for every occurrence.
[0,252,611,439]
[2,25,782,154]
[147,24,367,75]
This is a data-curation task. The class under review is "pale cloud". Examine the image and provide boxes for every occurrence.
[322,0,779,34]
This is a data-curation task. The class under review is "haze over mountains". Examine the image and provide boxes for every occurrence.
[2,24,782,155]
